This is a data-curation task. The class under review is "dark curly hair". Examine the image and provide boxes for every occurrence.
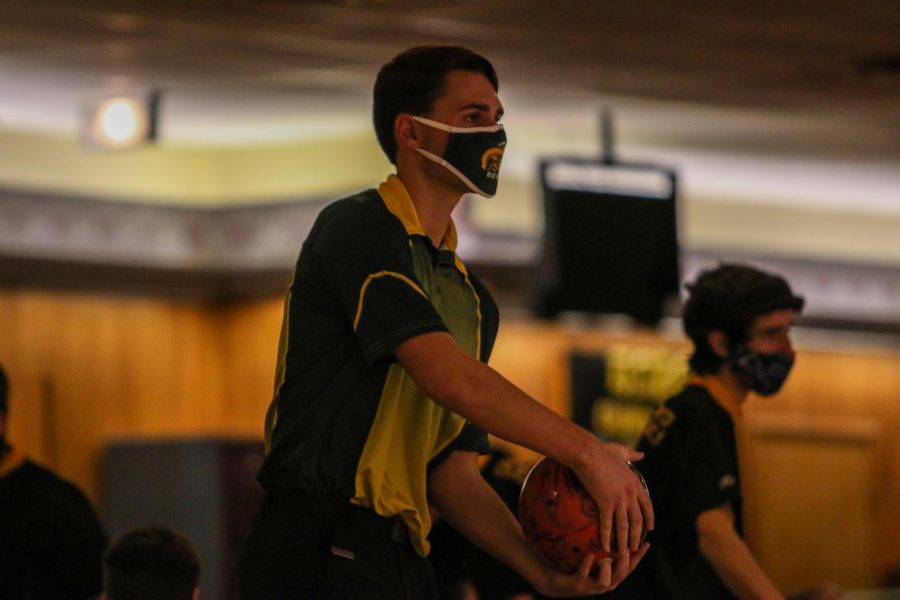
[373,45,498,165]
[683,263,805,374]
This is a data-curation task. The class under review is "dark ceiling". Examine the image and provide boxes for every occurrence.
[1,0,899,157]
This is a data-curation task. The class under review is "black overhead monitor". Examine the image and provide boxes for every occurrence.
[535,158,680,326]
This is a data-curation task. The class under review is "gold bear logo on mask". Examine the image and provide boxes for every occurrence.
[481,146,504,178]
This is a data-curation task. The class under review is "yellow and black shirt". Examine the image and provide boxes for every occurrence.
[258,175,497,557]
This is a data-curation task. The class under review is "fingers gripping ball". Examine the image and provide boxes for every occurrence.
[518,457,649,574]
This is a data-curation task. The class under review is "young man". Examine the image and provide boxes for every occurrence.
[0,363,108,599]
[239,46,652,599]
[103,525,200,600]
[609,264,840,600]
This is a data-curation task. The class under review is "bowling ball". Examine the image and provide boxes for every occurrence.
[518,456,649,574]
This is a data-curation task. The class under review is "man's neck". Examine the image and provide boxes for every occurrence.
[396,165,463,248]
[715,367,751,405]
[690,369,749,424]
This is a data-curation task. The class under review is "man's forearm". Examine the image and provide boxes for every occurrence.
[428,451,548,588]
[697,506,784,600]
[398,330,653,555]
[396,331,599,469]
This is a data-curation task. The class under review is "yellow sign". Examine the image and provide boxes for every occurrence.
[588,345,687,447]
[604,346,687,401]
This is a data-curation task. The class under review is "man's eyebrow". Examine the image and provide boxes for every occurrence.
[461,102,505,117]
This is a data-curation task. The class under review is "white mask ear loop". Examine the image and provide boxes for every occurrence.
[415,148,485,196]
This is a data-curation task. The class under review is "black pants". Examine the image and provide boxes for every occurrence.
[238,487,437,600]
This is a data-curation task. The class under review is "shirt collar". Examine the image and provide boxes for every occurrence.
[377,174,458,252]
[688,373,743,423]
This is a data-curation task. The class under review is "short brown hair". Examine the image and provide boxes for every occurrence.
[373,45,498,164]
[104,526,200,600]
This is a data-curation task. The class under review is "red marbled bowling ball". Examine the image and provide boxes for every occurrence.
[518,457,648,574]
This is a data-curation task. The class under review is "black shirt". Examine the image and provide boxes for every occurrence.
[611,383,742,600]
[0,454,107,599]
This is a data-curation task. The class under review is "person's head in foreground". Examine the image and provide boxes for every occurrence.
[373,44,505,198]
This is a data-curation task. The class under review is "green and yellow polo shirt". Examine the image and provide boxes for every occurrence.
[258,174,498,556]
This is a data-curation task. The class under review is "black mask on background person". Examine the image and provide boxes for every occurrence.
[412,116,506,197]
[731,346,795,396]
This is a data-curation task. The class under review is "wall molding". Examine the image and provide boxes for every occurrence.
[2,187,898,329]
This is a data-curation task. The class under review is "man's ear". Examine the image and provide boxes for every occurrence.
[394,114,419,151]
[707,331,730,359]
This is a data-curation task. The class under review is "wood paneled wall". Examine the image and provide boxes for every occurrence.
[1,290,898,589]
[0,291,230,504]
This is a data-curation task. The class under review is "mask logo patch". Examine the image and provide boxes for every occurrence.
[481,146,505,179]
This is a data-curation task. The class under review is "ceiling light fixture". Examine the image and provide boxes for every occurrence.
[83,91,161,149]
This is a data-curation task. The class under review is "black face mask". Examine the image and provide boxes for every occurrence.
[412,116,506,197]
[731,346,795,396]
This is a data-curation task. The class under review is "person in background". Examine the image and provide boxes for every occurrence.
[239,45,652,600]
[0,362,108,599]
[103,525,200,600]
[607,263,842,600]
